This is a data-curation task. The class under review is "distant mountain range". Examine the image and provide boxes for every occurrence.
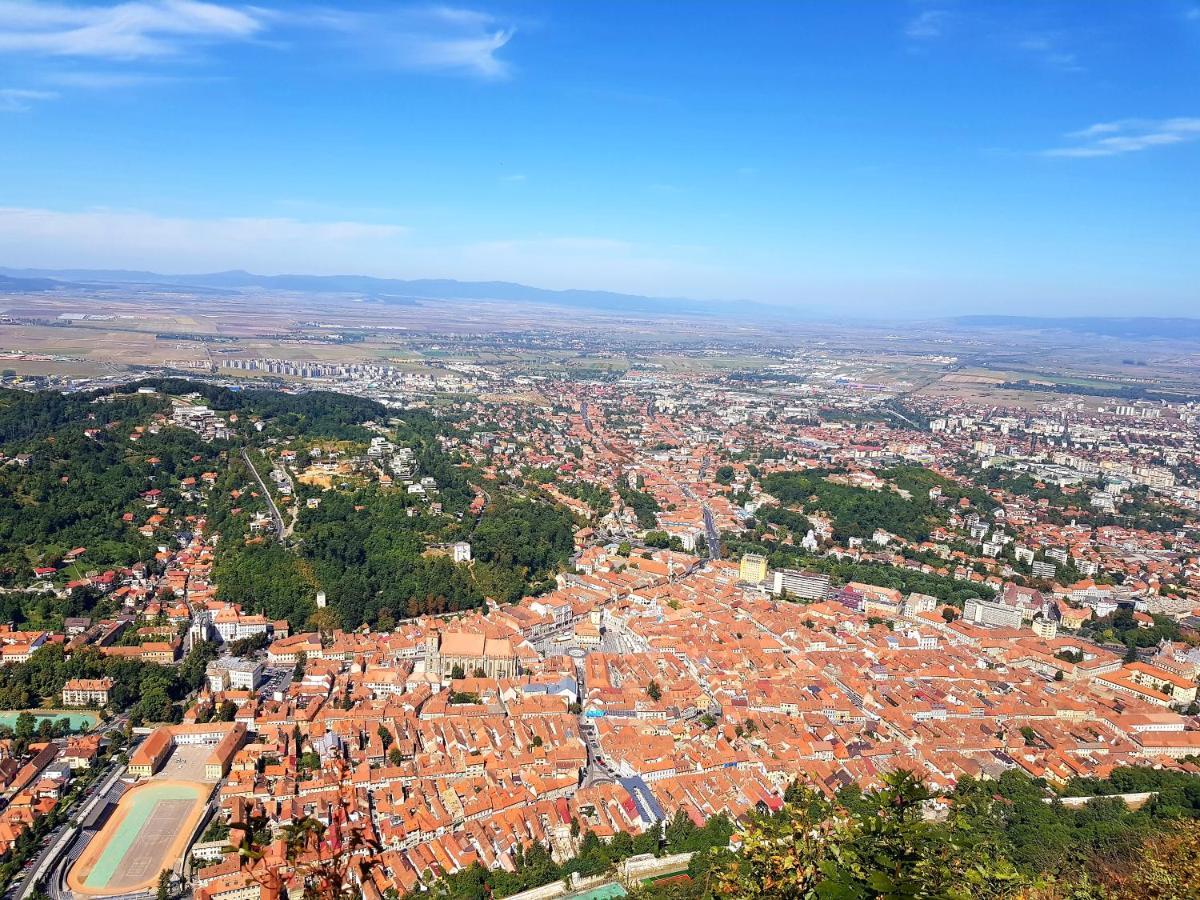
[6,269,1193,332]
[953,315,1200,340]
[0,273,80,292]
[0,266,747,317]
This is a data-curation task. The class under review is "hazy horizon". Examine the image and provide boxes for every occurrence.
[1,0,1198,317]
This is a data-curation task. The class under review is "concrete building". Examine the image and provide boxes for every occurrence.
[128,728,173,778]
[963,596,1023,629]
[739,553,768,584]
[206,658,264,692]
[771,569,832,601]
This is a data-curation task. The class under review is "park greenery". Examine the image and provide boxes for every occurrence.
[1081,608,1182,654]
[617,482,661,530]
[761,466,988,543]
[0,639,218,723]
[721,531,995,607]
[556,479,613,515]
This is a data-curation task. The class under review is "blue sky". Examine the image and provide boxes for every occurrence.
[0,0,1198,317]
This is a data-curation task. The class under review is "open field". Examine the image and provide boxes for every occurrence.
[67,780,208,897]
[6,287,1200,395]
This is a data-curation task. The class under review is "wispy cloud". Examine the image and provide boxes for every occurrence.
[499,173,526,183]
[311,5,517,80]
[1018,33,1081,72]
[0,205,410,271]
[0,86,56,110]
[0,2,519,107]
[0,0,263,59]
[1043,118,1200,158]
[902,5,1088,74]
[44,69,190,88]
[904,9,951,40]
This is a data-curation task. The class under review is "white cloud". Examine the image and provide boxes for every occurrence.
[311,5,516,80]
[0,0,263,59]
[1044,117,1200,158]
[499,173,526,183]
[905,9,950,40]
[0,206,410,272]
[43,70,185,88]
[0,2,518,104]
[0,86,56,109]
[1018,34,1081,72]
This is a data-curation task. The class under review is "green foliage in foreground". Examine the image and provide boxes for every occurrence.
[429,811,732,899]
[425,767,1200,900]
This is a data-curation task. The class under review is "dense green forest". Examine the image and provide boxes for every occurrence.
[469,498,577,602]
[1,381,581,634]
[213,540,323,629]
[0,386,232,601]
[880,464,996,512]
[287,489,481,628]
[222,488,576,630]
[114,378,392,441]
[0,386,167,446]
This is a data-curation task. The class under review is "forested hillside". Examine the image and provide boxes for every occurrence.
[0,381,579,633]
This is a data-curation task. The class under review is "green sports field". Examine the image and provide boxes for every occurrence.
[70,780,207,896]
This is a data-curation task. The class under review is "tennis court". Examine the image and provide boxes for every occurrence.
[68,780,208,896]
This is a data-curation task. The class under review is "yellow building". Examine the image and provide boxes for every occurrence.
[739,553,768,584]
[128,728,172,777]
[204,725,248,780]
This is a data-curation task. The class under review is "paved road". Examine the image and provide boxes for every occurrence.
[579,719,616,788]
[240,448,286,542]
[702,505,721,559]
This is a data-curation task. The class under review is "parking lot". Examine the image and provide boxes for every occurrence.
[258,666,292,699]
